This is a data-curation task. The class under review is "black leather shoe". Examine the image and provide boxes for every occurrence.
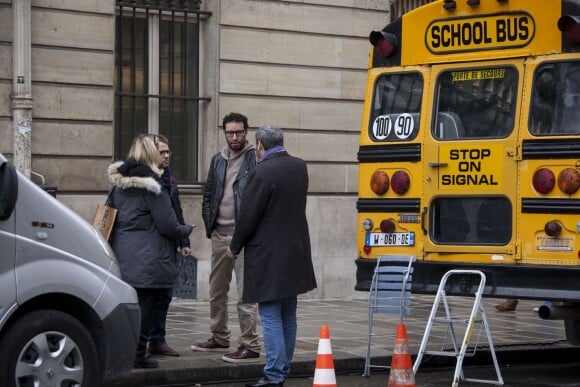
[245,377,284,387]
[133,356,158,369]
[149,342,180,357]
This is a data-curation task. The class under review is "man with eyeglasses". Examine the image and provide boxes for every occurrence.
[192,112,261,363]
[148,134,192,357]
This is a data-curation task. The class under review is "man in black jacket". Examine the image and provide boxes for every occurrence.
[148,134,192,357]
[191,113,261,363]
[228,124,317,387]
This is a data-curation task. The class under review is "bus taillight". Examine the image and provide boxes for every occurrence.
[363,245,372,255]
[369,30,397,58]
[532,168,555,194]
[391,170,410,195]
[371,170,389,195]
[544,221,562,237]
[558,15,580,45]
[558,168,580,195]
[380,219,396,233]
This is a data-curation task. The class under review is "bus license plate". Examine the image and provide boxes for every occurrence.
[366,232,415,247]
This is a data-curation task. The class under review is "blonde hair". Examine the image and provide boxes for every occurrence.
[127,134,163,176]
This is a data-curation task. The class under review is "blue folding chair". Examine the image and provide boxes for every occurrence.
[363,255,415,377]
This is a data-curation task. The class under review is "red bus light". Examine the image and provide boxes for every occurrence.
[370,170,389,195]
[380,219,396,233]
[558,168,580,194]
[544,221,562,237]
[391,170,410,195]
[532,168,555,194]
[558,15,580,45]
[363,245,372,255]
[369,30,398,58]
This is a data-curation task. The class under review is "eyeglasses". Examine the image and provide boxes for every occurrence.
[224,130,245,138]
[159,150,171,156]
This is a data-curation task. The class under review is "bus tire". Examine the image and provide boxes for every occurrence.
[0,309,100,387]
[565,319,580,346]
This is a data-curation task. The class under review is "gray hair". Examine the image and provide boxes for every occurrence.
[255,124,284,150]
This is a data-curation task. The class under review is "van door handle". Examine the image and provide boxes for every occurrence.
[428,162,447,168]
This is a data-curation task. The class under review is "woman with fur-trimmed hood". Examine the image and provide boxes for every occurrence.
[107,134,193,369]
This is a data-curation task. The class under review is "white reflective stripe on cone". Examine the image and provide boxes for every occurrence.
[313,368,337,384]
[317,338,332,354]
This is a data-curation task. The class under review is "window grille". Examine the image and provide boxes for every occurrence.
[115,0,210,182]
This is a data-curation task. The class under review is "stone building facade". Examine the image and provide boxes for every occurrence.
[0,0,391,300]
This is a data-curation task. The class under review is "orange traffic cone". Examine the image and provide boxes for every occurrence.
[388,323,416,387]
[312,325,337,387]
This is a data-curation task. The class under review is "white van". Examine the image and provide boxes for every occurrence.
[0,153,140,386]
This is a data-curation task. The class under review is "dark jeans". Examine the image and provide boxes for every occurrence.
[149,287,174,345]
[135,288,167,360]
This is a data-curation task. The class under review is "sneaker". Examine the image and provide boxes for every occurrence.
[133,356,158,369]
[222,346,260,363]
[190,336,229,352]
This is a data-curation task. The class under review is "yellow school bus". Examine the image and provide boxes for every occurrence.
[356,0,580,344]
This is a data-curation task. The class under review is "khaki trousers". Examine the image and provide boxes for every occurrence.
[209,231,260,352]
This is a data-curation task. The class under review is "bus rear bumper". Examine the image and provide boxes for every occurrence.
[355,258,580,301]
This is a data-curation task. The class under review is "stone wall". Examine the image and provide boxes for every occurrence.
[2,0,391,300]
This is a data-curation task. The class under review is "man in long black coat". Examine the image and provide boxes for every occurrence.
[228,124,317,387]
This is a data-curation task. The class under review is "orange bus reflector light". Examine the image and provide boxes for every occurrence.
[558,168,580,195]
[371,170,389,195]
[532,168,555,194]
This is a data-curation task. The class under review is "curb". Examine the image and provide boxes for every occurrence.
[109,344,579,386]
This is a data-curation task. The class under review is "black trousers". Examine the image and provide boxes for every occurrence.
[135,288,168,360]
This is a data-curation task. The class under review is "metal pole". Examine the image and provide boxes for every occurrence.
[11,0,33,178]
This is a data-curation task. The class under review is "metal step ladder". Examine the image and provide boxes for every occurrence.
[413,269,503,386]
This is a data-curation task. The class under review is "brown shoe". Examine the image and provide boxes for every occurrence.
[190,337,229,352]
[495,299,519,312]
[149,342,180,357]
[222,346,260,363]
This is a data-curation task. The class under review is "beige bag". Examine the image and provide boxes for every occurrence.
[92,188,117,241]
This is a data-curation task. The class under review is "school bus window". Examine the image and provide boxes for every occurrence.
[369,72,422,142]
[430,197,511,245]
[433,67,518,140]
[530,61,580,135]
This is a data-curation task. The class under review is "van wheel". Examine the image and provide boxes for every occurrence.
[0,309,100,387]
[565,319,580,346]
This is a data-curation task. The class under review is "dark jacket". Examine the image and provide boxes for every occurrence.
[161,167,190,251]
[107,161,193,288]
[230,151,317,303]
[202,144,256,238]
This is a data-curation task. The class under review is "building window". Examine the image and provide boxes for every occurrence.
[115,1,209,182]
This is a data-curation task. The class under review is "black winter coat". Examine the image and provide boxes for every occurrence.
[161,167,190,251]
[230,151,317,303]
[107,161,193,288]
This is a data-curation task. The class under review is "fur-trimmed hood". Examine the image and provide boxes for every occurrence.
[107,161,162,195]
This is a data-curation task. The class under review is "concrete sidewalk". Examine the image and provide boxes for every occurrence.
[108,296,575,386]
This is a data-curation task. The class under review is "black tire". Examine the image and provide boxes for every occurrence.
[565,319,580,346]
[0,309,100,387]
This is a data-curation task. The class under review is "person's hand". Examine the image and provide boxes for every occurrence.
[226,247,236,259]
[181,247,192,256]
